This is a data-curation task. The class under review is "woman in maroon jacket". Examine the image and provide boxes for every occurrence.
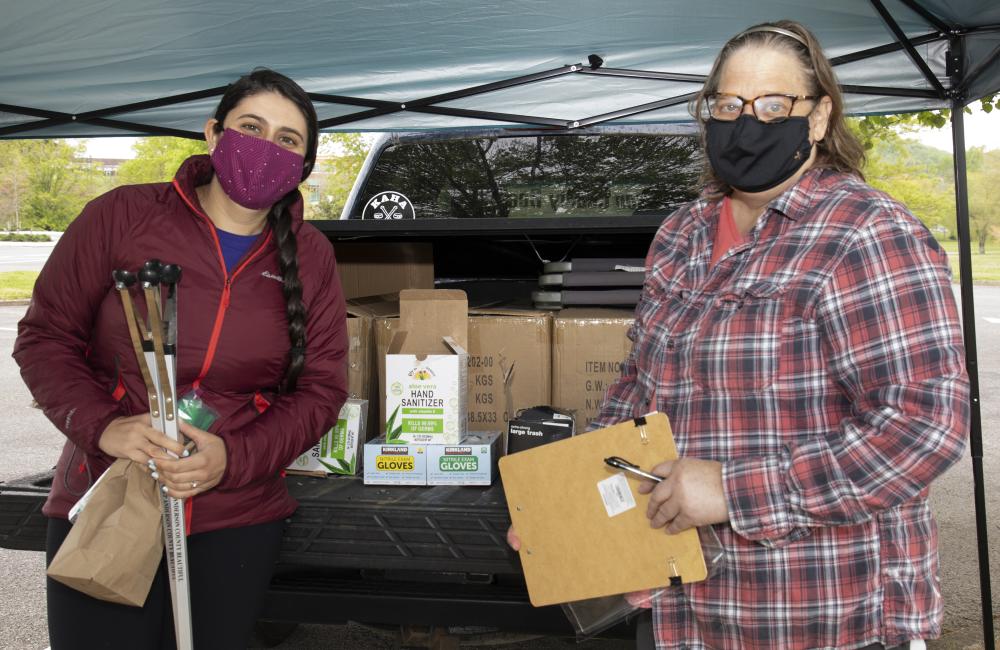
[14,69,349,649]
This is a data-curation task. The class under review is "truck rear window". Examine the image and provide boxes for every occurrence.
[350,133,702,219]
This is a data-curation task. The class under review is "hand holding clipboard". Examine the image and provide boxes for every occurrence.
[499,413,708,607]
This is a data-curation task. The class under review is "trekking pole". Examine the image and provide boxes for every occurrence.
[139,259,193,650]
[112,270,160,419]
[140,260,175,425]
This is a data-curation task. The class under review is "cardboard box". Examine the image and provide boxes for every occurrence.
[385,290,469,444]
[375,315,399,430]
[345,306,373,402]
[426,432,502,486]
[288,398,368,475]
[551,309,635,431]
[362,436,427,485]
[507,405,575,454]
[334,242,433,300]
[375,309,552,435]
[466,309,552,434]
[346,296,400,437]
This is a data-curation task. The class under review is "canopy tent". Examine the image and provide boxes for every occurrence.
[0,1,996,646]
[1,0,999,137]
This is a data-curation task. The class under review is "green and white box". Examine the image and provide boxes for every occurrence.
[363,436,427,485]
[385,290,469,445]
[426,431,502,486]
[289,398,367,475]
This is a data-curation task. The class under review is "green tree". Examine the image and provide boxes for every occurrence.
[0,140,107,231]
[115,137,207,185]
[863,136,956,237]
[309,133,370,219]
[0,142,30,230]
[853,93,998,151]
[967,149,1000,254]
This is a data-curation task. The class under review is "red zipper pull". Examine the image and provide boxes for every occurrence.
[222,279,231,309]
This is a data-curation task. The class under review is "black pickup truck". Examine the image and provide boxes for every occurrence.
[0,125,700,646]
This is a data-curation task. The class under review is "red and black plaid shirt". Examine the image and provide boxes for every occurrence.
[592,168,970,649]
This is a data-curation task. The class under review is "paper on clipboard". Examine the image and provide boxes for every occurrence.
[498,412,706,607]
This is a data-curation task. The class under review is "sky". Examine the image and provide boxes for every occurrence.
[73,105,1000,160]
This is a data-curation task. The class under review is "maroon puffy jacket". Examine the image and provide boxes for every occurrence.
[13,155,348,534]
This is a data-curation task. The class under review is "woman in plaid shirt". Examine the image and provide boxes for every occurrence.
[593,20,970,650]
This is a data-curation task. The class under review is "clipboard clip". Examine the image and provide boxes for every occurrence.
[668,557,682,586]
[633,415,648,444]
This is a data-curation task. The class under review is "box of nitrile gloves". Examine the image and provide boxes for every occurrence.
[426,432,502,486]
[362,437,427,485]
[288,399,367,475]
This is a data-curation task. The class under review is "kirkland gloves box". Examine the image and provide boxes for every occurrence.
[426,431,502,486]
[384,289,469,445]
[362,436,427,485]
[288,399,367,475]
[507,406,575,454]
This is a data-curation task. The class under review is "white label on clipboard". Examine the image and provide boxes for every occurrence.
[597,473,636,517]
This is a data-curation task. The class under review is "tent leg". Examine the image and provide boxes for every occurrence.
[951,101,996,650]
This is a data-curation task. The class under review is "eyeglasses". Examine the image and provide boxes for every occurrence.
[705,93,817,123]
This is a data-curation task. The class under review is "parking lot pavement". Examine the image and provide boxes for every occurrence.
[0,241,57,273]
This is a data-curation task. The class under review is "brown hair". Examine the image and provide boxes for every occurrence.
[693,20,865,195]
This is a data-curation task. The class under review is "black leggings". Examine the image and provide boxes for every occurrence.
[46,516,285,650]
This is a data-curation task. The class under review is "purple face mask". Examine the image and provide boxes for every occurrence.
[210,128,304,210]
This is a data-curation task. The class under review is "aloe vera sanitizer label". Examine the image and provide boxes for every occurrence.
[385,350,466,445]
[288,398,367,474]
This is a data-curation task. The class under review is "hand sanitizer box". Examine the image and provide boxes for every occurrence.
[288,399,367,475]
[384,290,468,445]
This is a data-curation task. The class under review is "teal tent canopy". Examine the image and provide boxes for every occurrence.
[0,0,997,137]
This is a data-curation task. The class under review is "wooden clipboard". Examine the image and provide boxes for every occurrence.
[498,413,706,607]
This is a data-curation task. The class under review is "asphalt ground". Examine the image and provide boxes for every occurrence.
[1,288,998,649]
[0,240,58,273]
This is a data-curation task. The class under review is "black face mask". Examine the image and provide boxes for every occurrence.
[706,115,813,193]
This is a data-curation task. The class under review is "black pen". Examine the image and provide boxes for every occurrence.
[604,456,663,482]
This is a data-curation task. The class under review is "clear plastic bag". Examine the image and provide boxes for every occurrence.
[699,524,725,579]
[560,524,726,640]
[176,388,219,432]
[561,589,663,641]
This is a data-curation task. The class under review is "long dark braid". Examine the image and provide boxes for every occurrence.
[212,69,319,393]
[269,195,307,393]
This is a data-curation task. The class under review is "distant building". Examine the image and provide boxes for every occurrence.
[75,157,128,176]
[305,155,333,206]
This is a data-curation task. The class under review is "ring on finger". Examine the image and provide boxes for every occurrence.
[191,481,198,489]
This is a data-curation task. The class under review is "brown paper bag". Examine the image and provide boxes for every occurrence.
[47,458,164,606]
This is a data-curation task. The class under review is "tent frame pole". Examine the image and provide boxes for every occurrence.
[870,0,948,97]
[0,27,969,139]
[0,87,227,138]
[949,31,996,650]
